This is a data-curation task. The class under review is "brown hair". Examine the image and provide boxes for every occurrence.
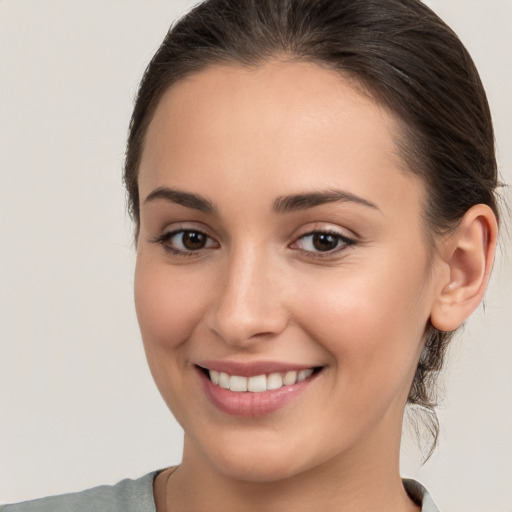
[124,0,500,456]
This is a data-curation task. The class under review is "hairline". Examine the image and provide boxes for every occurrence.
[130,55,446,251]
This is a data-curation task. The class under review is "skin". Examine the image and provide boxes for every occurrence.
[134,61,497,512]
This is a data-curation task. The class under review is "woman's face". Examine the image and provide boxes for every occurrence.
[135,62,440,481]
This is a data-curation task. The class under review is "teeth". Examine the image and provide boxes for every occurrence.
[283,371,297,385]
[298,369,313,382]
[266,372,283,390]
[208,369,315,393]
[218,371,230,389]
[210,370,220,385]
[247,374,267,392]
[229,375,248,392]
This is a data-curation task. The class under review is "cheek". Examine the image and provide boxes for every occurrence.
[134,252,209,355]
[293,251,432,389]
[133,251,215,423]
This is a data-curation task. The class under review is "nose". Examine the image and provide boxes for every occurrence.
[205,247,289,347]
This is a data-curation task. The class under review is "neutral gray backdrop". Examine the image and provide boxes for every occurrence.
[0,1,511,510]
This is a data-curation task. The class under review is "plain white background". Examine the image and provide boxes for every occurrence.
[0,1,510,510]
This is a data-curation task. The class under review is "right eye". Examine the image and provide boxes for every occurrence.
[153,229,219,256]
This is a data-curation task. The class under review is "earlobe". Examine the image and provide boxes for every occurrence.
[430,204,498,332]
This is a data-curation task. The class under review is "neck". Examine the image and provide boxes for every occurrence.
[164,423,419,512]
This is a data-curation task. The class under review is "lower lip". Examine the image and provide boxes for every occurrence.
[198,368,319,417]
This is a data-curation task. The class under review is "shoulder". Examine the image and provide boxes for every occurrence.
[403,479,441,512]
[3,473,439,512]
[1,471,159,512]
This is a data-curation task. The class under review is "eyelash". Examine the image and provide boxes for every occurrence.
[151,229,356,258]
[151,229,219,257]
[291,229,356,258]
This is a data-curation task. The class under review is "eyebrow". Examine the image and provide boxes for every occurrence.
[144,187,217,213]
[143,186,379,215]
[273,189,380,213]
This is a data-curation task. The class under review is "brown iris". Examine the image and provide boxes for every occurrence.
[181,231,208,250]
[312,233,339,251]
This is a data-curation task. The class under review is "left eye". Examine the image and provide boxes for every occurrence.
[293,231,354,253]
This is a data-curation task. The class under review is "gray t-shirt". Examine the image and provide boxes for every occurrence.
[1,472,440,511]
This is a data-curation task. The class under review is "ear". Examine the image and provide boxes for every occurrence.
[430,204,498,332]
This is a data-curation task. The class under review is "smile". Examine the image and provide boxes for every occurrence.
[208,368,315,393]
[197,364,323,416]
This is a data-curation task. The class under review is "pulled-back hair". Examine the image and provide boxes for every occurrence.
[124,0,500,457]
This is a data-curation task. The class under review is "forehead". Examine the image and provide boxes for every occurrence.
[139,61,423,218]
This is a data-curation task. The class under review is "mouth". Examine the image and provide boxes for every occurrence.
[198,366,323,393]
[195,360,325,416]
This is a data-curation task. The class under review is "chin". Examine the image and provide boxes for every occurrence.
[190,428,324,484]
[213,453,306,483]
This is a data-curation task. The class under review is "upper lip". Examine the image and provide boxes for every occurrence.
[196,360,321,377]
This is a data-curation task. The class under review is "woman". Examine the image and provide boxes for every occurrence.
[1,0,504,510]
